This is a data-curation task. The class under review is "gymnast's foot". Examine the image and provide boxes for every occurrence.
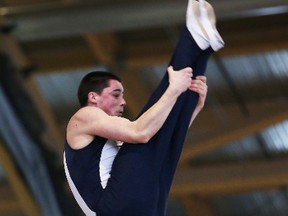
[186,0,224,51]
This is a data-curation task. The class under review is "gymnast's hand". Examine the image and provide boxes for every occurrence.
[189,75,207,111]
[167,66,193,95]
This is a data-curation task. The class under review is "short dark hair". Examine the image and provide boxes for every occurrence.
[77,71,121,107]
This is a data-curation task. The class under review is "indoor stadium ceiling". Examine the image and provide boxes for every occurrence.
[0,0,288,215]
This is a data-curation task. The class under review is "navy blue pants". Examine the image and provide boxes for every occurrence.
[97,26,214,216]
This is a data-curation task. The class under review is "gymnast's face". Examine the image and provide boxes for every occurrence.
[96,79,126,117]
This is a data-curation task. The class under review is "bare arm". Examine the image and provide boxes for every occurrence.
[67,66,193,149]
[188,75,208,127]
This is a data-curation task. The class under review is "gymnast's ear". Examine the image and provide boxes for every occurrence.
[88,92,99,104]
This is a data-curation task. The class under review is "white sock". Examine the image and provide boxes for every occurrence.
[199,0,224,51]
[186,0,210,50]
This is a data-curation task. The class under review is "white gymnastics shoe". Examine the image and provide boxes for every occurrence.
[186,0,224,51]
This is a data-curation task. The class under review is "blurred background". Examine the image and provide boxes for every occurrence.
[0,0,288,215]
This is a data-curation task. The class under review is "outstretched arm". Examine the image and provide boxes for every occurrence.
[188,75,207,127]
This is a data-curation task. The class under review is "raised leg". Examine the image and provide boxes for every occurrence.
[97,1,223,215]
